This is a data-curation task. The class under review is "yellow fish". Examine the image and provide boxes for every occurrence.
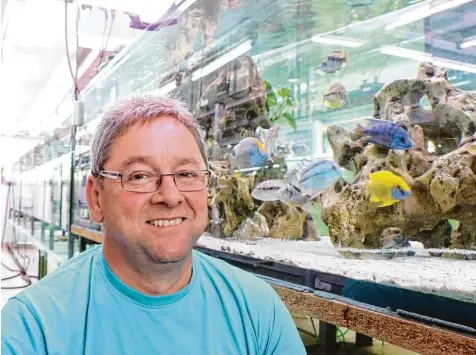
[366,171,411,208]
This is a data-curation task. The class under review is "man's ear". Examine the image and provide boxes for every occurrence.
[86,175,104,224]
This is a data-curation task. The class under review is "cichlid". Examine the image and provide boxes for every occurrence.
[264,124,280,160]
[276,184,314,213]
[323,82,348,109]
[251,179,285,202]
[298,159,342,198]
[354,118,413,150]
[255,126,267,143]
[231,137,270,173]
[366,171,411,208]
[318,50,348,75]
[289,141,311,156]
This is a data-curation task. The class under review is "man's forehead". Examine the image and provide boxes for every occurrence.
[118,155,203,169]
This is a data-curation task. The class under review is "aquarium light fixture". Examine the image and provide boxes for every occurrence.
[461,38,476,49]
[380,46,476,74]
[311,35,365,48]
[385,0,473,31]
[191,40,252,81]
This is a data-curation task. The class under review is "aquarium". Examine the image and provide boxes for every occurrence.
[12,0,476,323]
[7,135,73,262]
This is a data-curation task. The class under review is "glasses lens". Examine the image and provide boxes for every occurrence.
[175,170,209,191]
[122,171,158,192]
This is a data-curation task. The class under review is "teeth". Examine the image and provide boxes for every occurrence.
[149,218,183,227]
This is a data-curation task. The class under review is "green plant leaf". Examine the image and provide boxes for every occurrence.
[266,93,277,110]
[276,87,292,99]
[286,97,294,107]
[282,112,297,131]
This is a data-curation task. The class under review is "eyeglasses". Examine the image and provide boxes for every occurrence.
[98,169,211,193]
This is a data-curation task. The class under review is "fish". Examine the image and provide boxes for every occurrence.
[255,126,268,143]
[323,82,348,109]
[298,159,342,198]
[283,168,301,187]
[254,124,280,159]
[264,124,280,160]
[251,179,285,201]
[366,170,411,208]
[289,141,311,156]
[354,118,413,150]
[459,133,476,147]
[276,184,314,213]
[318,50,348,75]
[231,137,270,173]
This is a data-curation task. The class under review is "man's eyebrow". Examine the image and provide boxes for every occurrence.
[119,156,154,169]
[174,157,203,169]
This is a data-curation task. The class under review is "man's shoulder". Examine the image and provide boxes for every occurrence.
[12,245,101,307]
[194,249,276,298]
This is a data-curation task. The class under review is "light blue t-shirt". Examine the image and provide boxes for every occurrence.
[2,246,306,355]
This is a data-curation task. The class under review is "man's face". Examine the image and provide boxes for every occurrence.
[92,116,208,264]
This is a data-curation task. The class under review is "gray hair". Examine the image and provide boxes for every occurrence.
[90,94,208,176]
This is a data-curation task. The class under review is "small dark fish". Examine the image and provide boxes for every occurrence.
[289,141,311,156]
[318,50,348,75]
[354,118,413,150]
[323,82,348,109]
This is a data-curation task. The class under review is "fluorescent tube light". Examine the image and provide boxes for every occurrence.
[380,46,432,62]
[380,46,476,74]
[149,81,177,96]
[311,35,365,48]
[191,40,252,81]
[461,39,476,49]
[385,0,473,31]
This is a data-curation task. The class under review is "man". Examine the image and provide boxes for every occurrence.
[2,95,306,355]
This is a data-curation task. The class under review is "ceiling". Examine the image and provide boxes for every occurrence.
[0,0,169,168]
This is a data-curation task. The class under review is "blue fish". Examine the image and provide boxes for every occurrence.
[355,118,412,150]
[231,137,270,174]
[298,159,342,198]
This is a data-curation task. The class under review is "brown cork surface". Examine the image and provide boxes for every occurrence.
[71,225,104,244]
[273,285,476,355]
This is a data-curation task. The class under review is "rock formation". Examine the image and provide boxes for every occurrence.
[318,63,476,249]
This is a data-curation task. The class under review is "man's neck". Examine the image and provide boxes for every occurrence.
[102,242,193,296]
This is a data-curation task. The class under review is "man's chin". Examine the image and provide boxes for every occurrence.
[144,243,193,265]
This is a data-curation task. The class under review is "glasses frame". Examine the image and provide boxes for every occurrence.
[98,169,212,193]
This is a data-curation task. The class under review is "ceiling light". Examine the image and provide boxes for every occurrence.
[380,46,476,74]
[461,39,476,49]
[385,0,473,31]
[311,35,365,48]
[191,40,252,81]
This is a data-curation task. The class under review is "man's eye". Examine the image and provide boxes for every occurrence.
[129,172,152,180]
[178,171,198,178]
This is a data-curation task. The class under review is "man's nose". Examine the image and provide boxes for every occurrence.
[150,175,184,206]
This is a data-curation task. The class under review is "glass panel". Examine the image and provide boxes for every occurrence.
[11,0,476,327]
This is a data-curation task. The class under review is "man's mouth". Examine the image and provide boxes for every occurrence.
[147,218,185,227]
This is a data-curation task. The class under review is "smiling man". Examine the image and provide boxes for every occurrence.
[1,95,306,355]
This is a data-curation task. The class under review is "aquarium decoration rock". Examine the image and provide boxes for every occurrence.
[319,62,476,249]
